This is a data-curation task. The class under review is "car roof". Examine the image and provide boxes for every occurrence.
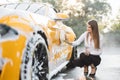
[0,3,57,19]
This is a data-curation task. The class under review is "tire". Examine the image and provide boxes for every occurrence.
[66,46,77,69]
[21,32,49,80]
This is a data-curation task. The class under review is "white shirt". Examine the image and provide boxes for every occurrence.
[72,31,102,55]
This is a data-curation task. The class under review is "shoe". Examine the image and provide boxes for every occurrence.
[84,65,88,76]
[84,72,88,76]
[89,67,97,78]
[89,73,95,78]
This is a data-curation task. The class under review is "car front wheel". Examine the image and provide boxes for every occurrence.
[21,33,49,80]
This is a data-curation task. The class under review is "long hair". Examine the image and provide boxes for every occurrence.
[88,20,100,49]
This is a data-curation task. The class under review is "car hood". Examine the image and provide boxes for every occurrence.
[0,7,50,37]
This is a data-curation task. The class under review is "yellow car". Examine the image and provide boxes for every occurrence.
[0,3,76,80]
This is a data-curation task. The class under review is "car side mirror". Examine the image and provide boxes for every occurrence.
[54,13,69,21]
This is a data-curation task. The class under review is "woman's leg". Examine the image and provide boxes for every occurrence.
[89,64,97,78]
[79,53,91,76]
[84,65,88,76]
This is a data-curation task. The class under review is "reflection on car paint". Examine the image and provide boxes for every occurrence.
[0,3,76,80]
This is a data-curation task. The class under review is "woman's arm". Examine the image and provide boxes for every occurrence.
[64,40,72,45]
[71,31,87,47]
[64,31,87,47]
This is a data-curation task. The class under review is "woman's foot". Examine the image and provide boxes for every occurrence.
[89,73,95,78]
[89,64,97,78]
[84,72,88,76]
[84,65,88,76]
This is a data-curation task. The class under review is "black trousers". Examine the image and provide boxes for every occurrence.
[73,53,101,67]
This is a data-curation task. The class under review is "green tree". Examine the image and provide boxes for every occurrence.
[111,9,120,31]
[48,0,112,37]
[20,0,111,37]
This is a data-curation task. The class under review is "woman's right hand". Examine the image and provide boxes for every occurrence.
[63,40,72,45]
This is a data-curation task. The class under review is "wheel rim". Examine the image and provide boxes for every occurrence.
[32,43,48,80]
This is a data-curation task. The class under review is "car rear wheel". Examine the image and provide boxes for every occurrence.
[21,33,49,80]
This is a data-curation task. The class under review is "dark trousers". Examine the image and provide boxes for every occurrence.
[73,53,101,67]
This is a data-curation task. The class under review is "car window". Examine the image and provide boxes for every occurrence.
[0,24,18,41]
[35,5,57,19]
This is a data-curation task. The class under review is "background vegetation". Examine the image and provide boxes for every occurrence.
[8,0,120,46]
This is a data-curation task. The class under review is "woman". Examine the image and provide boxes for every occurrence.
[65,20,102,78]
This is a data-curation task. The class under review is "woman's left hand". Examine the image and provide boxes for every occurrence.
[85,49,90,56]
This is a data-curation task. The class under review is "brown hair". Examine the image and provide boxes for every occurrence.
[88,20,100,49]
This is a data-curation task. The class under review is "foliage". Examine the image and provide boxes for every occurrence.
[54,0,111,37]
[21,0,111,38]
[112,22,120,31]
[111,9,120,31]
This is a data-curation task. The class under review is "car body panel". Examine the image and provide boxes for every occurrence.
[0,3,76,80]
[0,9,34,80]
[0,35,26,80]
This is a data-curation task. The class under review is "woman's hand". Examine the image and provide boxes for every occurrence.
[85,48,90,56]
[63,40,72,45]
